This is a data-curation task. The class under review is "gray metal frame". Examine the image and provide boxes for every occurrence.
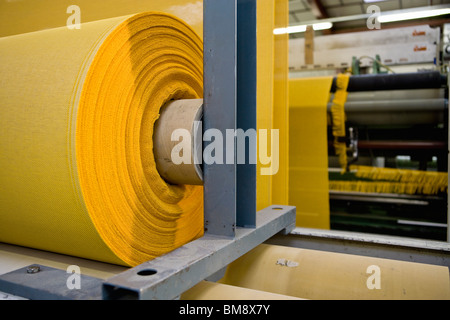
[267,227,450,267]
[203,0,258,236]
[203,0,238,237]
[0,265,104,300]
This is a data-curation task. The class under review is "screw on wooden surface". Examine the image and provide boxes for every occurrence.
[26,265,40,274]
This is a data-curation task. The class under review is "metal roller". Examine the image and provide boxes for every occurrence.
[330,99,446,125]
[345,88,445,101]
[330,71,447,92]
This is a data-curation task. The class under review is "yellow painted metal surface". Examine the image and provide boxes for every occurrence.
[257,0,289,210]
[289,77,333,229]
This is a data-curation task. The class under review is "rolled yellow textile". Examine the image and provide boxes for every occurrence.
[330,73,350,171]
[0,12,203,267]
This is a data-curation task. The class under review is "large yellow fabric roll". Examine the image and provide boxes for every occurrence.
[0,0,290,213]
[330,73,350,170]
[330,165,448,195]
[0,12,203,267]
[0,1,290,269]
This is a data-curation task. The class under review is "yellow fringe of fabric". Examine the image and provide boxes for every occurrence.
[330,73,350,170]
[329,180,446,195]
[330,165,448,195]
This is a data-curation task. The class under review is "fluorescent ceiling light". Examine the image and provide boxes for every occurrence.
[274,22,333,35]
[378,8,450,23]
[313,22,334,31]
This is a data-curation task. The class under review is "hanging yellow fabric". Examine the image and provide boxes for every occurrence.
[0,12,204,267]
[256,0,289,211]
[289,77,333,229]
[330,73,350,171]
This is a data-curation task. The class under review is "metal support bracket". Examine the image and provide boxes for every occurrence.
[103,205,295,300]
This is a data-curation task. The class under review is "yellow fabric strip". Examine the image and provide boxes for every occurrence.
[289,77,333,229]
[330,73,350,171]
[352,165,448,186]
[0,12,203,267]
[330,180,445,195]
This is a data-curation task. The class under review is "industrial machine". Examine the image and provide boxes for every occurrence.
[327,71,448,241]
[0,1,449,301]
[290,23,450,243]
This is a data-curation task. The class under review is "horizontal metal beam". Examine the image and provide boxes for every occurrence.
[266,227,450,267]
[329,190,430,206]
[356,141,447,150]
[329,190,442,201]
[328,99,447,112]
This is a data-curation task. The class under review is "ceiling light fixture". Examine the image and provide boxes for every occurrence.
[378,7,450,23]
[273,22,333,35]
